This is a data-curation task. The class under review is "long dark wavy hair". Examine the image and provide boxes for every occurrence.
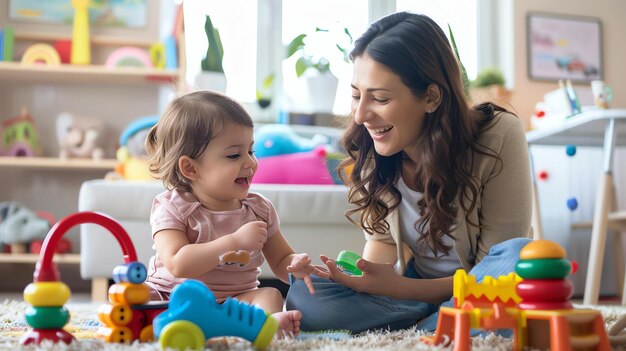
[339,12,509,256]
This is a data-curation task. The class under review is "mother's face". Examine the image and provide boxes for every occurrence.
[350,54,429,157]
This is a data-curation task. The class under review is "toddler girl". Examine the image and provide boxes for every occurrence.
[144,91,328,337]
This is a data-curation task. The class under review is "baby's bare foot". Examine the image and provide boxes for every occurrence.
[272,310,302,338]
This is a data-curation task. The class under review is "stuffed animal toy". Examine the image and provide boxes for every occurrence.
[254,145,349,185]
[1,108,42,157]
[0,202,51,253]
[253,124,328,158]
[56,112,104,160]
[107,116,158,181]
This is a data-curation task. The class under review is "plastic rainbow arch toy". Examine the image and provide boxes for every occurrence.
[20,212,139,345]
[21,44,61,66]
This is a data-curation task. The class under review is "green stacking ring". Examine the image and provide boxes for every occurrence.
[515,258,571,279]
[25,306,70,329]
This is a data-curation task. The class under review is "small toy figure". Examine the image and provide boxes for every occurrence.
[1,108,42,157]
[0,202,51,253]
[106,116,158,180]
[56,113,104,160]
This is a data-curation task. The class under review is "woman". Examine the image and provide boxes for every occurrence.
[286,12,533,333]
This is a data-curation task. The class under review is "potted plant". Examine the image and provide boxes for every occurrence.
[284,27,353,113]
[256,73,275,109]
[194,15,226,93]
[469,67,511,105]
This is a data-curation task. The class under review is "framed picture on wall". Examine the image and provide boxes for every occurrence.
[8,0,148,28]
[527,12,602,82]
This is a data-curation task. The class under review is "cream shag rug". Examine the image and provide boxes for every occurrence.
[1,299,626,350]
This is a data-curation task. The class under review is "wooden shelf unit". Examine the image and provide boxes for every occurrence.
[0,157,117,170]
[0,62,179,85]
[0,253,80,264]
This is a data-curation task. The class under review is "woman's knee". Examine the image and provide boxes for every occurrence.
[489,237,532,257]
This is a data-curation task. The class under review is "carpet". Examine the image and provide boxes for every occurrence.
[2,299,626,350]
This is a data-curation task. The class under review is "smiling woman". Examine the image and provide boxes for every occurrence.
[286,11,533,334]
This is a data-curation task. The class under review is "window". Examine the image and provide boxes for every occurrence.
[396,0,478,80]
[182,0,482,119]
[282,0,368,115]
[183,0,257,102]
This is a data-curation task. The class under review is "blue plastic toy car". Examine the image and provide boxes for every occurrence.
[153,280,278,350]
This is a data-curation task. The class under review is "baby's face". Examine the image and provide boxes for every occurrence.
[191,123,257,211]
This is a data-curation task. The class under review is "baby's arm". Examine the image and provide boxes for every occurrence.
[262,229,329,291]
[155,221,267,278]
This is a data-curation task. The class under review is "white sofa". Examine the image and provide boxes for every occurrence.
[79,179,364,301]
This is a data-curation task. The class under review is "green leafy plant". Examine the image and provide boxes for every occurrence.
[471,67,505,88]
[200,15,224,73]
[286,27,353,78]
[447,24,469,97]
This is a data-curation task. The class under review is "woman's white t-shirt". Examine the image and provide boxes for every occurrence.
[397,176,463,279]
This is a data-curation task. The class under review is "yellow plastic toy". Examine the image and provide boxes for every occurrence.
[71,0,91,65]
[106,116,158,181]
[422,240,612,351]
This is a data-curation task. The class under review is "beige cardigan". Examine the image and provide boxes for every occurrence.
[364,112,533,274]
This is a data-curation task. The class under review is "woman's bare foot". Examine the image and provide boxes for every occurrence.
[272,310,302,338]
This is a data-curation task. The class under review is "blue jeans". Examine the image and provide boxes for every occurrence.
[285,237,531,333]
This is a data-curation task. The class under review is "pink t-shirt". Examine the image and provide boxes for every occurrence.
[145,189,279,302]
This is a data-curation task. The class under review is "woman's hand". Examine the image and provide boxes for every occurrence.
[320,255,399,296]
[286,253,330,294]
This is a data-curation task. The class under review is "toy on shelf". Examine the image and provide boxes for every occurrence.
[1,27,15,62]
[56,112,104,160]
[591,80,613,109]
[0,202,51,254]
[153,279,278,351]
[421,239,611,351]
[105,47,153,68]
[149,43,165,69]
[21,212,141,345]
[30,238,71,255]
[106,116,158,181]
[53,40,72,64]
[71,0,91,65]
[21,43,61,65]
[1,107,42,157]
[335,250,362,276]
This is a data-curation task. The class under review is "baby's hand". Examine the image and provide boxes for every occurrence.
[287,253,330,294]
[231,221,267,251]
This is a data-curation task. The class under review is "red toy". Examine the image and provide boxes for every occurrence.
[20,212,142,346]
